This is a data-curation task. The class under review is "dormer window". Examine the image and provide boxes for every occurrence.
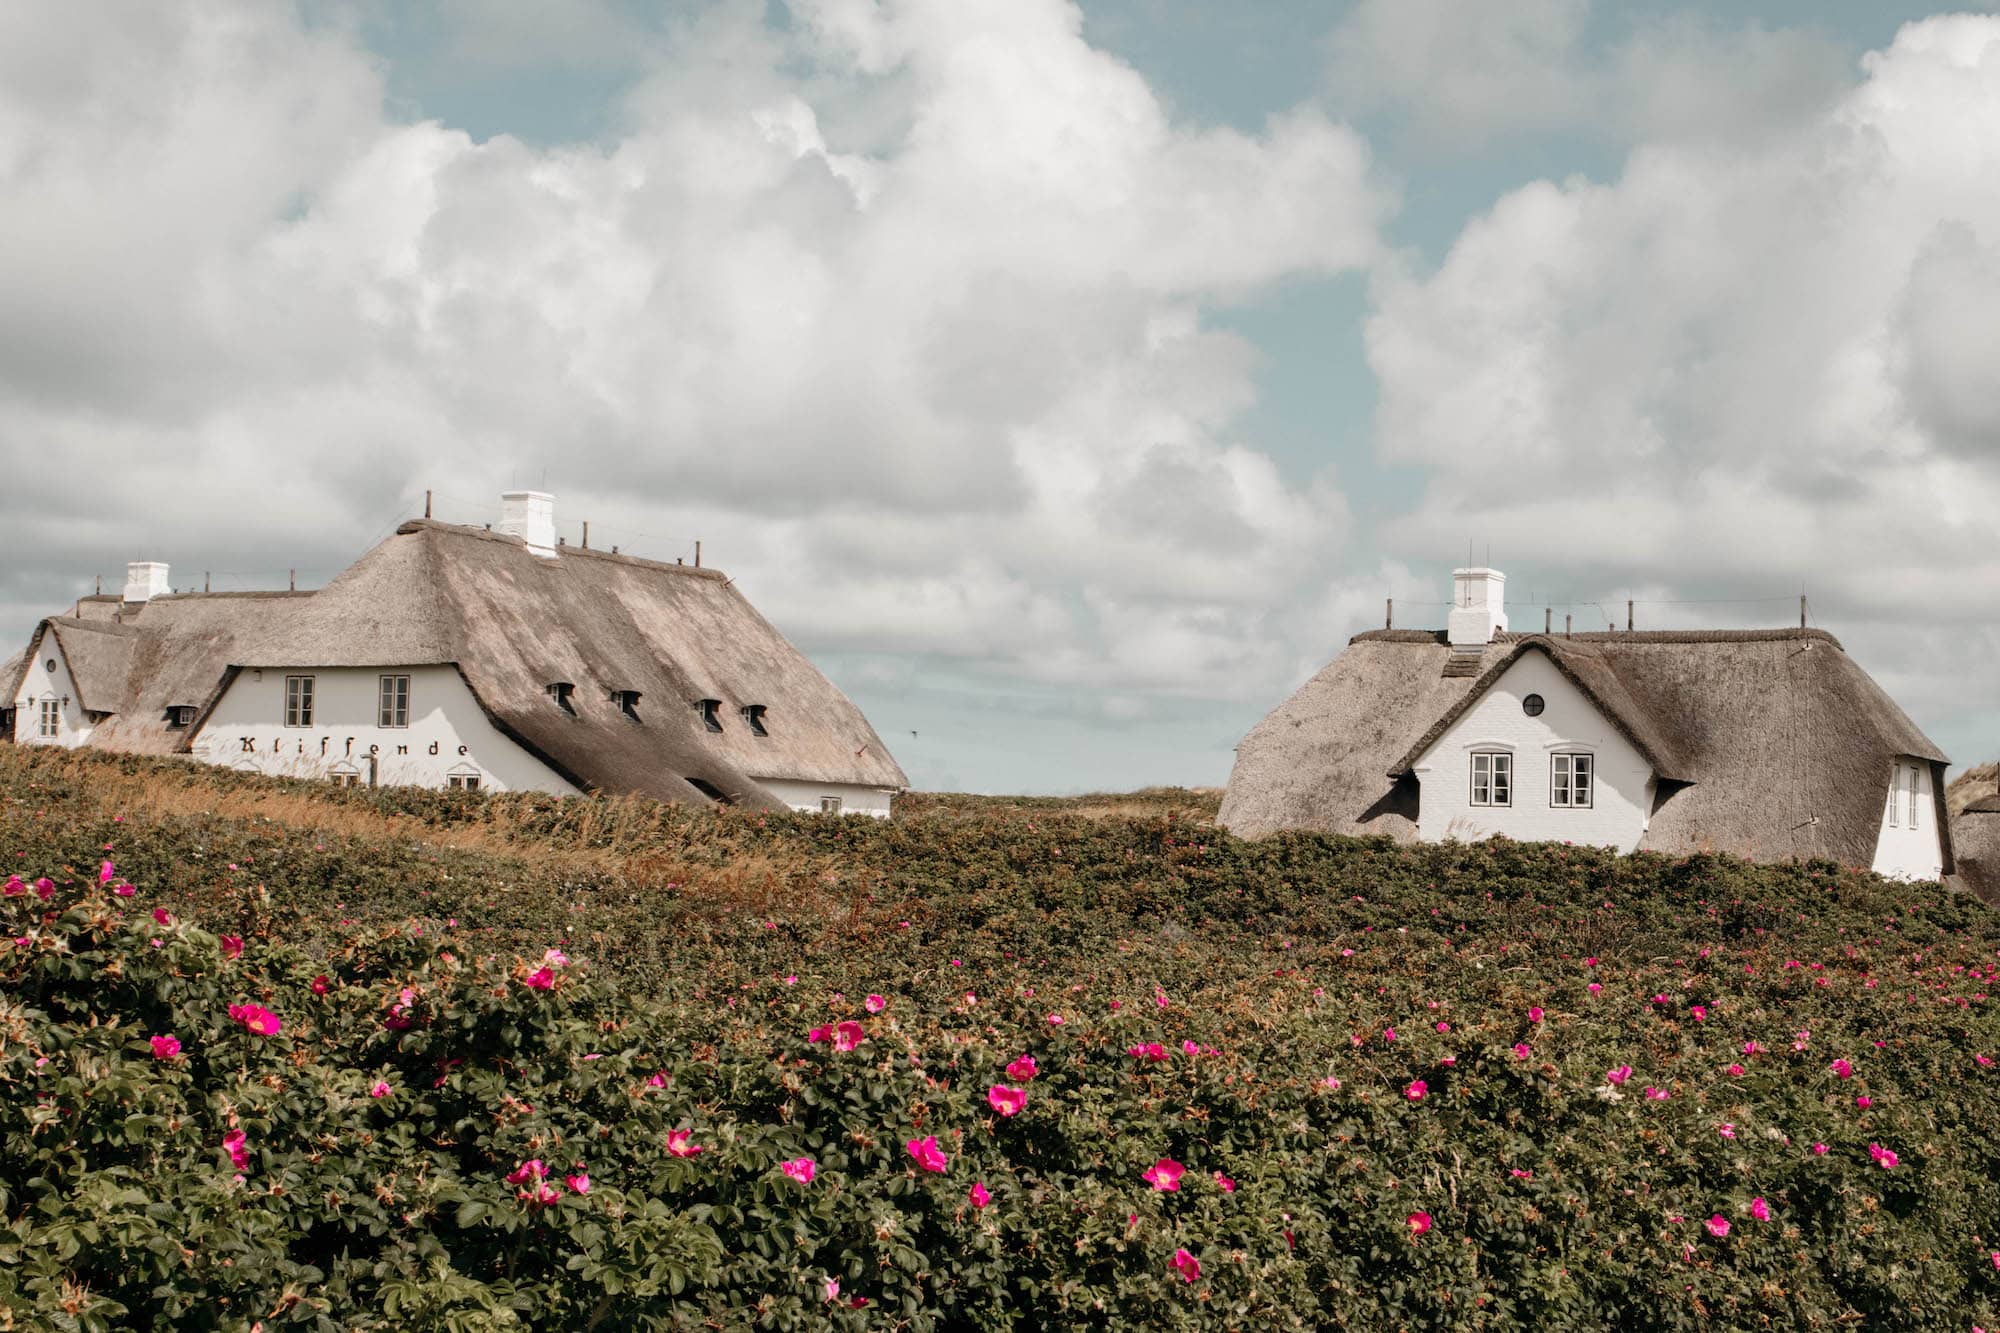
[164,705,197,729]
[613,689,642,721]
[547,682,576,715]
[741,703,769,737]
[695,698,723,733]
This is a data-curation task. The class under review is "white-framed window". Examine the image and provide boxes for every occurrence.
[1470,752,1511,807]
[330,772,361,789]
[448,772,482,791]
[1551,753,1593,808]
[164,705,197,729]
[741,703,769,736]
[38,699,60,738]
[284,675,315,727]
[695,698,723,732]
[1886,774,1898,827]
[820,795,843,814]
[378,674,410,728]
[1906,765,1920,830]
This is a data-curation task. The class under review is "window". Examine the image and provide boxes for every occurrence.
[378,675,410,728]
[547,682,576,715]
[164,705,196,729]
[695,698,723,733]
[1906,765,1920,830]
[613,689,642,721]
[1471,752,1511,807]
[448,773,482,791]
[38,700,60,738]
[741,703,769,737]
[1522,693,1545,717]
[284,675,315,727]
[820,795,844,815]
[330,772,361,789]
[1551,753,1593,808]
[686,776,733,805]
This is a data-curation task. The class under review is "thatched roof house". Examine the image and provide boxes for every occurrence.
[1949,768,2000,902]
[1219,567,1950,877]
[6,494,906,815]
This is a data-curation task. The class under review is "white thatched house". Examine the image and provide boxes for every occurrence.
[1219,566,1951,880]
[4,493,907,816]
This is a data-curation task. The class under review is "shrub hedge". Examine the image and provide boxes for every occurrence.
[5,748,2000,1327]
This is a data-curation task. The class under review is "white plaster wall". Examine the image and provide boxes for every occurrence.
[191,665,578,795]
[756,777,896,818]
[13,636,93,748]
[1412,652,1654,852]
[1871,758,1944,881]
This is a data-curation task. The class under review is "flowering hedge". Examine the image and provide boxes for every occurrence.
[6,750,2000,1326]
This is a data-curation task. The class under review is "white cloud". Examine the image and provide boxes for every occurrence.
[1364,15,2000,750]
[1326,0,1851,150]
[0,0,1391,725]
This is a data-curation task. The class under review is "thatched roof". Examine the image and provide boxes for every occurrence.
[1219,627,1948,869]
[1948,768,2000,901]
[11,519,907,808]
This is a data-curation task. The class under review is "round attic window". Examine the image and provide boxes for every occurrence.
[44,659,55,673]
[1522,693,1545,717]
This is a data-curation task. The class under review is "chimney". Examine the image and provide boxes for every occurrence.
[1447,566,1507,649]
[122,561,171,604]
[498,491,558,559]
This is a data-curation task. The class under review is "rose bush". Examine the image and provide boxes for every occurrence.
[4,747,2000,1327]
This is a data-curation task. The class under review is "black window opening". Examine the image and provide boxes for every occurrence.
[695,698,723,733]
[613,689,642,721]
[1522,693,1545,717]
[164,705,196,729]
[686,776,732,805]
[741,703,769,736]
[547,682,576,715]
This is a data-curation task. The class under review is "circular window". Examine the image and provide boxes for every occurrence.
[1522,693,1546,717]
[43,659,55,674]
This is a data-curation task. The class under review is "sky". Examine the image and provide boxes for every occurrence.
[2,1,1997,794]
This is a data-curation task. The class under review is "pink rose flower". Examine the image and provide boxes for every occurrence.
[1171,1247,1201,1282]
[1407,1211,1433,1237]
[229,1003,282,1036]
[1868,1143,1899,1169]
[1749,1197,1770,1221]
[113,884,135,898]
[1142,1158,1184,1192]
[1830,1058,1853,1079]
[969,1181,991,1209]
[666,1128,703,1158]
[152,907,172,926]
[1512,1043,1531,1060]
[807,1025,831,1044]
[524,967,556,990]
[1606,1065,1633,1086]
[1855,1095,1872,1109]
[1705,1215,1730,1238]
[781,1157,817,1183]
[99,861,115,884]
[369,1080,390,1098]
[864,994,886,1013]
[1126,1043,1169,1062]
[566,1172,590,1195]
[833,1021,867,1052]
[906,1136,950,1173]
[149,1034,181,1060]
[1645,1086,1670,1101]
[220,935,244,959]
[1726,1063,1745,1077]
[987,1084,1027,1117]
[222,1130,249,1170]
[1213,1171,1235,1193]
[310,975,329,996]
[1405,1080,1428,1101]
[506,1160,547,1185]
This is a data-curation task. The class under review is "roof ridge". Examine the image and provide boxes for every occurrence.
[397,518,730,582]
[1351,626,1844,650]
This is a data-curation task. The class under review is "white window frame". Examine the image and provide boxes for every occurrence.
[378,674,410,728]
[38,699,60,738]
[1470,751,1511,807]
[1906,765,1920,830]
[448,772,482,791]
[284,675,315,728]
[820,795,843,814]
[1551,753,1593,809]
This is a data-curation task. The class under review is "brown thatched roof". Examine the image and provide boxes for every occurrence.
[1219,627,1948,869]
[8,520,906,808]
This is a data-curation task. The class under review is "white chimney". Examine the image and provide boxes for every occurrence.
[1447,566,1507,648]
[123,561,171,604]
[498,491,558,559]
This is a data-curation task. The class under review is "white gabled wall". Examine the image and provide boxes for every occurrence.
[1871,758,1944,881]
[13,636,94,748]
[191,665,578,795]
[755,777,896,819]
[1411,651,1654,852]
